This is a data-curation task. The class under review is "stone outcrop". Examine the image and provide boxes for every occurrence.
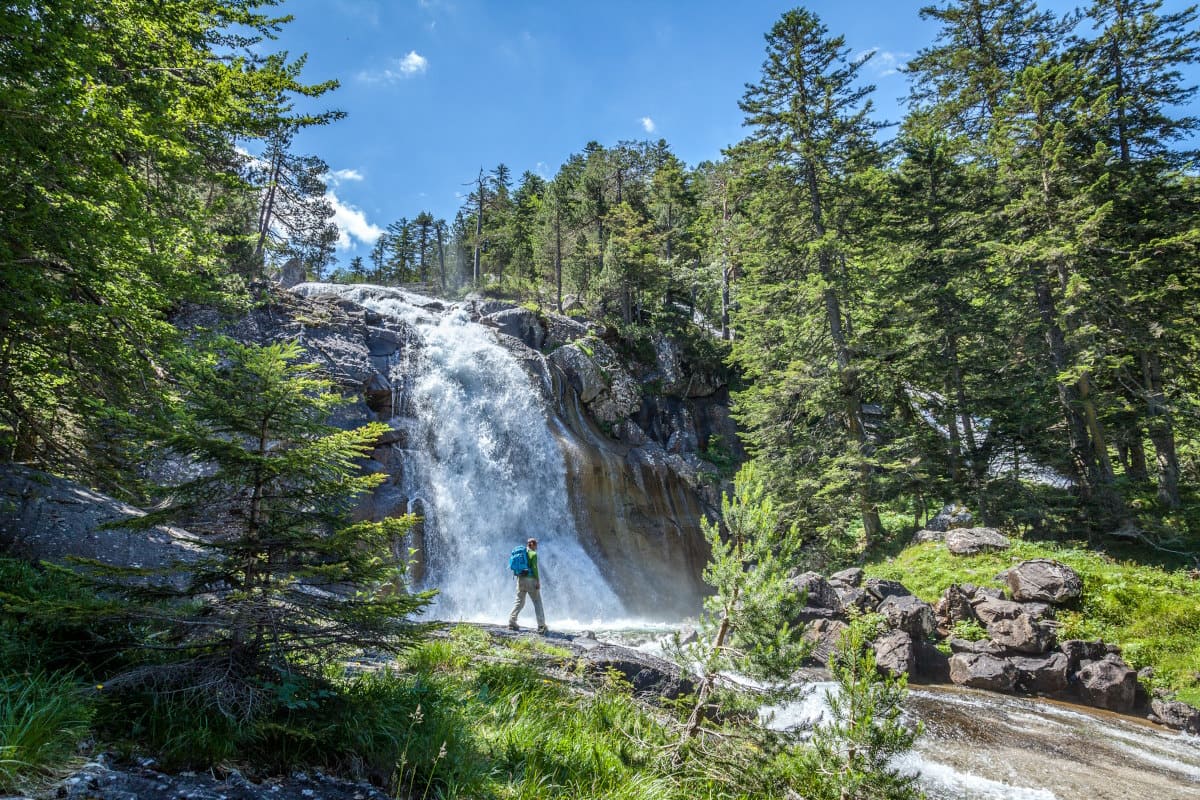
[581,644,696,701]
[877,594,935,639]
[945,527,1011,555]
[1005,559,1083,604]
[0,465,203,588]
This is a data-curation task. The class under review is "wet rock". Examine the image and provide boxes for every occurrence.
[877,594,935,639]
[874,630,916,677]
[485,307,547,351]
[362,372,393,415]
[865,577,912,602]
[1011,652,1070,694]
[676,625,699,646]
[365,325,405,357]
[582,645,695,701]
[1149,698,1200,733]
[1077,655,1138,712]
[1005,559,1082,604]
[949,652,1017,692]
[790,571,842,611]
[803,618,849,666]
[986,614,1056,654]
[548,341,641,425]
[945,527,1011,555]
[926,503,973,532]
[828,567,864,587]
[1060,639,1110,672]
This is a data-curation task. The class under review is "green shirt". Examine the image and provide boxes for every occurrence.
[527,550,539,581]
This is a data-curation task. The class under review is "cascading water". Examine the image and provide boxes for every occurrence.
[294,283,624,625]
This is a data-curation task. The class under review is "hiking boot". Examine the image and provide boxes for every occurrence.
[537,626,549,635]
[507,623,519,631]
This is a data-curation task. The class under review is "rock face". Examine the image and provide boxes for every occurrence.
[945,527,1011,555]
[1005,559,1083,604]
[0,465,203,587]
[1077,656,1138,712]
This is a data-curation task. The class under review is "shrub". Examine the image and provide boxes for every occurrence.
[0,671,94,794]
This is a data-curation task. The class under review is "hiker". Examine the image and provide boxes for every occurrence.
[508,537,546,634]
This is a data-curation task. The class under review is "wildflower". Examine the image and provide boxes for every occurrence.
[95,684,104,691]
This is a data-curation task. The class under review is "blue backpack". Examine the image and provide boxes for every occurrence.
[509,546,530,576]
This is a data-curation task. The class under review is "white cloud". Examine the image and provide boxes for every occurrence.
[399,50,428,75]
[326,191,384,250]
[640,116,656,133]
[329,168,364,184]
[358,51,429,83]
[857,48,909,77]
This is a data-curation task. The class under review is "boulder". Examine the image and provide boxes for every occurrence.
[926,503,973,532]
[986,614,1056,654]
[1077,655,1138,712]
[803,618,849,667]
[877,594,935,639]
[912,529,945,544]
[945,527,1011,555]
[949,652,1017,692]
[1011,652,1070,694]
[1005,559,1082,604]
[865,578,912,602]
[485,307,547,351]
[835,586,876,614]
[828,567,864,588]
[790,571,842,611]
[1149,698,1200,734]
[1060,639,1110,672]
[949,638,1009,656]
[277,257,306,288]
[874,630,916,677]
[972,597,1025,626]
[582,645,695,701]
[791,606,845,626]
[933,584,977,635]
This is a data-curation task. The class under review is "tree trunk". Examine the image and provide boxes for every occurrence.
[1141,349,1181,507]
[554,205,563,313]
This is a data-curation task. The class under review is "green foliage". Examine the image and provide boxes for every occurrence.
[803,616,922,800]
[87,339,436,721]
[867,540,1200,701]
[0,671,94,794]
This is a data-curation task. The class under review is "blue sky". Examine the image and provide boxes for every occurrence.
[268,0,1200,264]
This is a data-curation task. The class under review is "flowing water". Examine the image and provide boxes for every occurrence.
[766,677,1200,800]
[294,283,624,625]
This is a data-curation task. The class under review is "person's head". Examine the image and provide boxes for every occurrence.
[526,537,538,551]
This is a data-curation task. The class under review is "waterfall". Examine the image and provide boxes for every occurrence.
[293,283,625,625]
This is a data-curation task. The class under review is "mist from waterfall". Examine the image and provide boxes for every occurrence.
[294,283,625,625]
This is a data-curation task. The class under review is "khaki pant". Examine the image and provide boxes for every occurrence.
[508,575,545,629]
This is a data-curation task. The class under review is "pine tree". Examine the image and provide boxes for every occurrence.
[110,339,436,719]
[731,8,887,549]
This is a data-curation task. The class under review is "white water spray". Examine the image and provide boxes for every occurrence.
[294,283,624,625]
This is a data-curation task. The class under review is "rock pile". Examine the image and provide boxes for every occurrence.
[789,553,1199,731]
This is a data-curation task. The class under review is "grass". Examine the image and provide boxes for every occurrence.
[866,540,1200,704]
[0,671,94,794]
